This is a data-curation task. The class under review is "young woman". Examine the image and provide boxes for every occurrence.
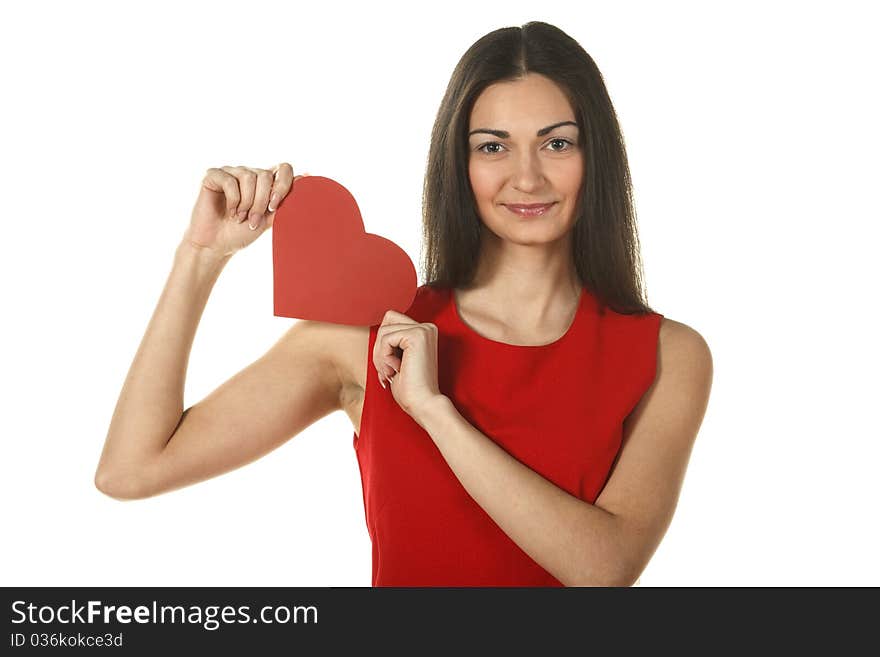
[95,21,712,587]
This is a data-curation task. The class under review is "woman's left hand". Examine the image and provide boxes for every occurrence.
[374,310,445,422]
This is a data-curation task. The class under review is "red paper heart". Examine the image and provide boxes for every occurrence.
[272,175,418,325]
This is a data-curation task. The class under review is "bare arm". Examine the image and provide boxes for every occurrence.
[94,241,227,498]
[407,318,712,586]
[94,239,348,500]
[94,163,345,500]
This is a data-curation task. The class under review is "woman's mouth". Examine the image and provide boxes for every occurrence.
[503,202,557,217]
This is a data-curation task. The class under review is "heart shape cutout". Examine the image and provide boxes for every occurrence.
[272,175,418,325]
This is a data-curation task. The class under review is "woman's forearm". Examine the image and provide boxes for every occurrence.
[415,395,626,586]
[94,241,231,491]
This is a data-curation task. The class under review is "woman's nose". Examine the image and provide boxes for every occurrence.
[510,153,545,188]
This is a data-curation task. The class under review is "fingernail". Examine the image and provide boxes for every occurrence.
[268,193,278,211]
[248,213,262,230]
[237,210,248,222]
[379,374,386,389]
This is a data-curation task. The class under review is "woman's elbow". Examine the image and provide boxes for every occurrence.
[568,553,640,587]
[94,468,151,501]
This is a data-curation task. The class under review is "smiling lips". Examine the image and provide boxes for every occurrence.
[503,202,557,217]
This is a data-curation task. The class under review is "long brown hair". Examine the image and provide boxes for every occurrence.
[421,21,655,315]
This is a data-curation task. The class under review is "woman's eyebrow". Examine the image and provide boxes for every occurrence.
[467,120,578,139]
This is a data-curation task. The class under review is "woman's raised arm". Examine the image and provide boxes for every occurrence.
[94,163,345,499]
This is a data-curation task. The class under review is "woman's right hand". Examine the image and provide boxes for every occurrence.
[183,163,306,258]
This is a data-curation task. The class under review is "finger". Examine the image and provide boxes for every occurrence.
[245,168,274,229]
[373,326,405,382]
[374,327,419,387]
[221,166,257,223]
[266,170,308,230]
[267,162,295,213]
[378,310,418,327]
[203,168,241,219]
[375,313,418,356]
[374,311,418,370]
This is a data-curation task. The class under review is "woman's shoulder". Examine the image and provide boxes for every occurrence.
[657,317,713,381]
[659,317,710,353]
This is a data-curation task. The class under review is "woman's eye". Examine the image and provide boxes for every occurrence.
[477,142,504,154]
[548,138,574,152]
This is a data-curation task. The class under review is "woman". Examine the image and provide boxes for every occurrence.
[95,21,713,587]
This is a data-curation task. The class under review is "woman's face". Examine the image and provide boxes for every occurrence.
[467,73,583,247]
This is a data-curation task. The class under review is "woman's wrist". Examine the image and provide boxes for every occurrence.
[412,394,457,435]
[175,238,232,275]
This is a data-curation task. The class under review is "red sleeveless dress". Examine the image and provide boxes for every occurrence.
[353,283,663,586]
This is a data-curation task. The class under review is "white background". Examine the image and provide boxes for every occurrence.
[2,0,877,586]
